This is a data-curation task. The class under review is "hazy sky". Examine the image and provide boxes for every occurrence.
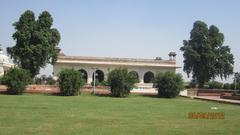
[0,0,240,82]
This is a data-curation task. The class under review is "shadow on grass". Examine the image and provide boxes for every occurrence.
[0,90,24,95]
[140,94,159,98]
[45,92,111,97]
[94,93,113,97]
[0,91,8,95]
[94,93,131,98]
[43,92,64,96]
[139,93,177,99]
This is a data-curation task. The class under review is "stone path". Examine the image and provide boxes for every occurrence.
[180,89,240,105]
[192,96,240,105]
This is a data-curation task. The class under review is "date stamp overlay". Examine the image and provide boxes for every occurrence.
[188,112,225,119]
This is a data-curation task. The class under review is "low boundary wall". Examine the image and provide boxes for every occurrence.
[185,88,238,96]
[0,85,110,94]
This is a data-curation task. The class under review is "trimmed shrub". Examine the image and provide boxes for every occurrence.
[58,69,84,96]
[208,81,223,89]
[107,68,137,97]
[154,72,184,98]
[1,67,32,94]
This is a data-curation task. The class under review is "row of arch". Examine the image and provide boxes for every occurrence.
[78,69,155,83]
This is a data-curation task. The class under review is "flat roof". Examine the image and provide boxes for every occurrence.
[56,55,180,68]
[57,55,175,64]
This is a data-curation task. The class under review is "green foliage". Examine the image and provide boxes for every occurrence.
[180,20,234,88]
[34,75,56,85]
[230,83,235,90]
[100,80,109,86]
[230,83,240,90]
[58,69,84,96]
[107,68,137,97]
[46,76,56,85]
[0,77,2,85]
[91,80,109,86]
[232,73,240,90]
[91,80,100,86]
[7,10,61,77]
[223,83,231,90]
[34,76,42,84]
[208,81,223,89]
[188,79,197,88]
[154,72,184,98]
[1,68,32,94]
[129,71,140,83]
[233,72,240,83]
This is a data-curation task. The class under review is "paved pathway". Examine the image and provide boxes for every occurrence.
[180,89,240,105]
[192,96,240,105]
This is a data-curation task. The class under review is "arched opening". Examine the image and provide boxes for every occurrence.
[79,69,88,83]
[92,69,104,82]
[144,71,154,83]
[129,71,139,83]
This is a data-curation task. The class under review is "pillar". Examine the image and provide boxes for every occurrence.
[87,69,93,84]
[139,71,145,84]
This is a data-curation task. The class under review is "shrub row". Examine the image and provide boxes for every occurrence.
[185,80,240,90]
[208,81,240,90]
[1,67,184,98]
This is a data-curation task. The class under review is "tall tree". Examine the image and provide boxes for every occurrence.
[7,10,60,77]
[180,21,234,88]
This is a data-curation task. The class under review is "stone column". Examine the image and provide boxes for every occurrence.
[139,71,145,84]
[102,68,109,81]
[87,69,93,84]
[0,64,4,77]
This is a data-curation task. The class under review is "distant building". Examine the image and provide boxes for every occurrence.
[0,46,14,76]
[53,47,179,88]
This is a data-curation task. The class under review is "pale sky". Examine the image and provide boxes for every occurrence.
[0,0,240,82]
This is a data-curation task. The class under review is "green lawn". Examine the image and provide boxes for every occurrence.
[0,94,239,135]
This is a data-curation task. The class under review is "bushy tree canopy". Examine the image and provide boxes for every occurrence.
[180,20,234,87]
[7,10,61,77]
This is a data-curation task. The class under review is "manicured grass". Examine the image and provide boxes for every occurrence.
[0,94,239,135]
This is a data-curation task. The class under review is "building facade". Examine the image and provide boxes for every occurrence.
[53,48,179,87]
[0,46,14,76]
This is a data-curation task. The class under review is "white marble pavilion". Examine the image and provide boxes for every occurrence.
[53,48,179,87]
[0,46,14,76]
